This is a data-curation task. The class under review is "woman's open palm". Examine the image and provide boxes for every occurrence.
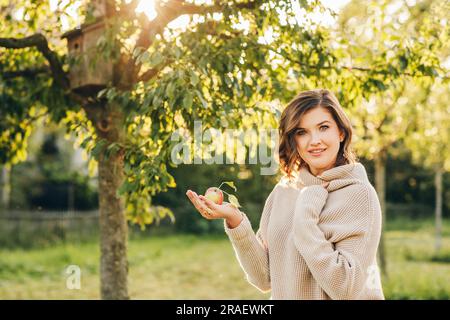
[186,190,239,220]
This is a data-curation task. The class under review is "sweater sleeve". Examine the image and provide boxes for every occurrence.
[223,187,276,293]
[293,184,382,300]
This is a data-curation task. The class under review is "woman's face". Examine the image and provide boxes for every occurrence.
[295,107,344,176]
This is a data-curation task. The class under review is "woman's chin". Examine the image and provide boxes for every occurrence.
[308,157,329,166]
[308,158,334,171]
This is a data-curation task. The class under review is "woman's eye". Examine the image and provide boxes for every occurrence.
[295,126,328,136]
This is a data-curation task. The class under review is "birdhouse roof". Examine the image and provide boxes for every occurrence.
[61,27,82,40]
[61,20,105,40]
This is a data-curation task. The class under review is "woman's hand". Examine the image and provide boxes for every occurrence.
[186,189,241,220]
[322,181,330,189]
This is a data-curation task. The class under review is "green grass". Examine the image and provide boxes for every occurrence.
[380,217,450,299]
[0,217,449,299]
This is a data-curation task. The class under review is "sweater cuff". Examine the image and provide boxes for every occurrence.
[224,212,252,241]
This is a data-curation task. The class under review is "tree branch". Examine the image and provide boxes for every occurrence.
[0,34,69,89]
[137,0,259,50]
[0,34,90,106]
[257,43,449,80]
[125,0,260,86]
[22,110,50,127]
[138,59,175,82]
[119,0,140,18]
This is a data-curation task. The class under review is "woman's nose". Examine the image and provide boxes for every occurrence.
[310,133,322,145]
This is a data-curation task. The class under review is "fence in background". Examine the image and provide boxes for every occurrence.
[0,202,438,249]
[0,210,99,248]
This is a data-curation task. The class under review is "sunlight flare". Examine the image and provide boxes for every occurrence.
[136,0,157,21]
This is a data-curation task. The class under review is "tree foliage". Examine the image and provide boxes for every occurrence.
[1,0,447,229]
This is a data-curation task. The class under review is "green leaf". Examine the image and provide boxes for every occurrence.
[243,83,252,98]
[117,181,131,196]
[149,51,164,67]
[153,95,162,109]
[106,88,116,101]
[142,94,152,110]
[105,142,121,159]
[190,71,199,86]
[259,87,267,96]
[183,92,193,110]
[228,194,241,208]
[80,137,91,149]
[167,174,176,188]
[91,139,108,159]
[224,75,232,86]
[166,82,176,100]
[137,51,150,65]
[195,90,208,108]
[174,47,182,59]
[399,55,408,71]
[132,47,143,59]
[97,88,108,98]
[221,181,237,192]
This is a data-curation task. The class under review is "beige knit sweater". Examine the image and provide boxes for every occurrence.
[224,162,385,300]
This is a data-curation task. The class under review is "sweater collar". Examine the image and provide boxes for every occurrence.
[296,162,369,187]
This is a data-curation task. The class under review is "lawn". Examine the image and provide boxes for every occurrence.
[0,217,449,299]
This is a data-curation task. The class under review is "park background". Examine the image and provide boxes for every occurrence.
[0,0,449,299]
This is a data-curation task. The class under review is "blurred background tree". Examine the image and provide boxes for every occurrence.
[9,121,98,211]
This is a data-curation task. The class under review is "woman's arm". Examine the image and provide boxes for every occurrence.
[223,187,277,293]
[293,184,382,300]
[225,210,244,229]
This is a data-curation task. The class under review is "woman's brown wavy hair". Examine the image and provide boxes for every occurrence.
[278,89,358,179]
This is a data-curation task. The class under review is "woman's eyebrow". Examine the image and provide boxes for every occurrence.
[297,120,331,129]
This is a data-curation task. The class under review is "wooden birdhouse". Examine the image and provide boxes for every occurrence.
[62,0,112,93]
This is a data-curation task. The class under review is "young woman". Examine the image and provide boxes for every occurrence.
[186,89,385,300]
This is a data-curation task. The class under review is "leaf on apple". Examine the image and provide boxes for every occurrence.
[228,194,241,208]
[222,181,237,192]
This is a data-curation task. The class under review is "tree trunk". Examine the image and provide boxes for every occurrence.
[374,153,388,278]
[85,102,129,299]
[98,149,129,299]
[434,166,443,253]
[0,165,11,211]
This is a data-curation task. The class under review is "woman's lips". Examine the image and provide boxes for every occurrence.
[309,148,326,157]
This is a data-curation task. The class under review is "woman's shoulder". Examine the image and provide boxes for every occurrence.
[277,174,300,189]
[353,182,379,200]
[337,181,377,199]
[337,182,381,214]
[260,175,298,205]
